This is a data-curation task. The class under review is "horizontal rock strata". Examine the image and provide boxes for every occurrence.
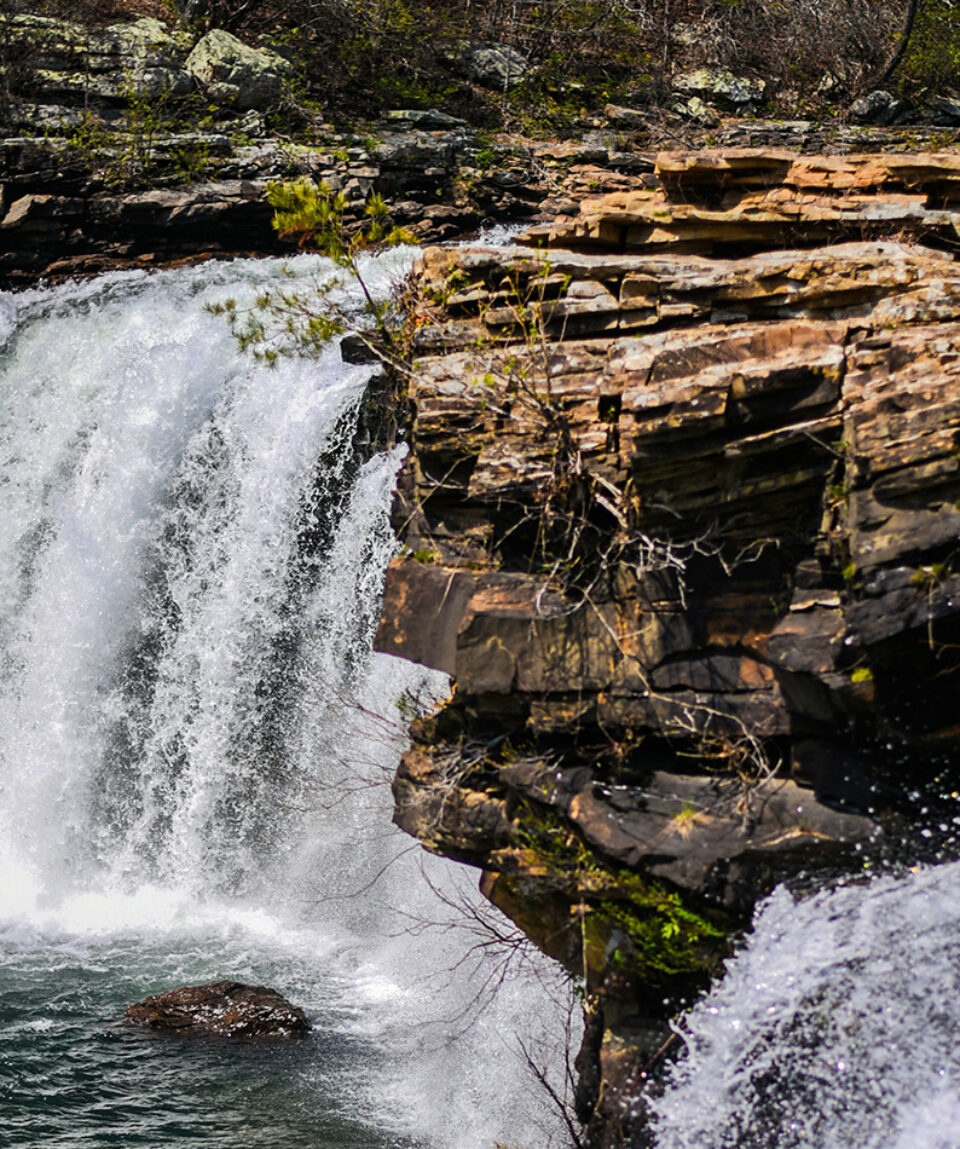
[377,148,960,1147]
[6,5,960,291]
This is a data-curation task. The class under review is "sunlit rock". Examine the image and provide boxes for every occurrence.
[186,29,291,110]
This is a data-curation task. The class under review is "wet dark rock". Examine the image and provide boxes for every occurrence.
[125,981,310,1039]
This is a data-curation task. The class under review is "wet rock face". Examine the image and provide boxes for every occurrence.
[378,148,960,1147]
[125,981,311,1039]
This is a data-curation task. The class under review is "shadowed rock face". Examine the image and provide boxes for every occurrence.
[125,981,310,1039]
[377,148,960,1147]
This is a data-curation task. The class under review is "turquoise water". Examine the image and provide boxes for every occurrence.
[0,934,418,1149]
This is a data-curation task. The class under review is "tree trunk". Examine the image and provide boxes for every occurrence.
[861,0,921,93]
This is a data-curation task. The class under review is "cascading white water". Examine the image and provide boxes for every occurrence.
[0,254,574,1149]
[652,860,960,1149]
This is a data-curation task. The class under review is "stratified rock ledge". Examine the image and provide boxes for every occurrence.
[378,147,960,1148]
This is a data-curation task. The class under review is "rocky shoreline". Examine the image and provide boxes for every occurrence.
[9,115,960,288]
[6,12,960,288]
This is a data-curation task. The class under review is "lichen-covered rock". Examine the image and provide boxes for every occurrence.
[672,67,765,113]
[675,95,720,128]
[0,14,192,102]
[185,29,291,110]
[125,981,310,1038]
[459,41,528,89]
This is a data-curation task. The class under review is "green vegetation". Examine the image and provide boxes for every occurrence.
[899,1,960,98]
[516,798,729,983]
[65,83,215,188]
[207,178,415,365]
[5,0,946,136]
[911,560,952,590]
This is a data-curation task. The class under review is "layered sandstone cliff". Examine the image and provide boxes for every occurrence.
[376,149,960,1146]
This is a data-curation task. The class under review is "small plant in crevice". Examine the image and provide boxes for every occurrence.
[208,177,416,368]
[513,797,729,984]
[668,801,713,838]
[912,558,955,652]
[911,560,952,593]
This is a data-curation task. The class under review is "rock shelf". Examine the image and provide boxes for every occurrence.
[376,148,960,1147]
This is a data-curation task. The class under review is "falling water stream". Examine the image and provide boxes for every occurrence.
[0,253,572,1149]
[652,861,960,1149]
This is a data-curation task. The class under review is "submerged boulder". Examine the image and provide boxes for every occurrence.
[125,980,310,1038]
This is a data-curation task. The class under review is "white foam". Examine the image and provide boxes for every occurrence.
[653,862,960,1149]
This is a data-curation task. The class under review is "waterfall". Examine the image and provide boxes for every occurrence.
[0,255,573,1149]
[652,860,960,1149]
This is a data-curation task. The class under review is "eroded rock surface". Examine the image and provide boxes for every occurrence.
[377,148,960,1147]
[0,13,193,102]
[125,981,310,1039]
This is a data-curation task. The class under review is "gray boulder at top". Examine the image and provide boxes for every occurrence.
[849,89,909,126]
[460,42,528,90]
[125,980,311,1038]
[186,29,292,110]
[672,66,765,113]
[929,94,960,125]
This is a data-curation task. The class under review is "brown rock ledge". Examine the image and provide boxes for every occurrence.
[376,148,960,1147]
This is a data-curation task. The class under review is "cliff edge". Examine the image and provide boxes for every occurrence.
[376,148,960,1146]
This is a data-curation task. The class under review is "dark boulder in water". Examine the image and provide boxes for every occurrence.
[125,980,311,1039]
